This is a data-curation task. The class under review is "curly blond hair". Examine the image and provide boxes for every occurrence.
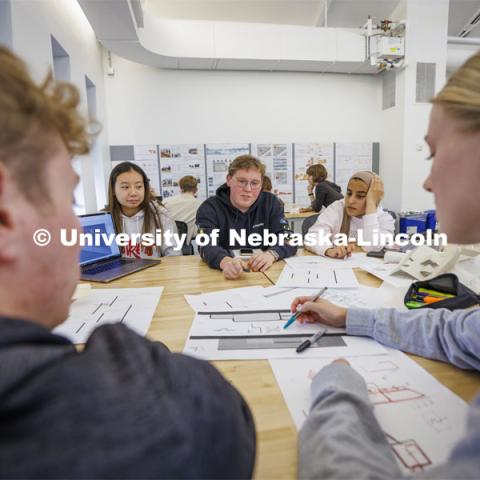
[0,46,94,202]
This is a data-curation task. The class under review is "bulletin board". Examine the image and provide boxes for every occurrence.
[158,144,207,200]
[110,142,379,206]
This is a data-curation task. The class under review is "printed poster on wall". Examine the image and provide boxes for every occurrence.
[205,143,250,197]
[158,144,207,201]
[252,143,293,202]
[293,143,334,205]
[132,145,161,195]
[335,143,373,194]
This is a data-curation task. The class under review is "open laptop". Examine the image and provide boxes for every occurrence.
[79,212,160,283]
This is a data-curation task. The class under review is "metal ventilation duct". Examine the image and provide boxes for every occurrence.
[79,0,378,74]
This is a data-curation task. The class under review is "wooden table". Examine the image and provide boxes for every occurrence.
[284,211,318,233]
[89,254,480,479]
[264,258,480,403]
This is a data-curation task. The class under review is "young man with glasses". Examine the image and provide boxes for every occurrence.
[197,155,297,279]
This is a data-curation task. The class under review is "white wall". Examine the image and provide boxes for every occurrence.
[0,0,13,48]
[7,0,110,213]
[379,69,406,212]
[380,0,449,214]
[105,54,383,145]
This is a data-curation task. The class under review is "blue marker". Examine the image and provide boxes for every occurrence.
[283,287,328,329]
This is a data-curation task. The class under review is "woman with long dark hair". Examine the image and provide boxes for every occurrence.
[105,162,179,258]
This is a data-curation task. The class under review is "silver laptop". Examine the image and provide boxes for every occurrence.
[79,212,160,283]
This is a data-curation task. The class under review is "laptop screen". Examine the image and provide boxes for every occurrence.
[78,213,121,266]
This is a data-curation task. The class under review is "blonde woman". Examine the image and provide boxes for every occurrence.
[296,52,480,479]
[306,171,394,257]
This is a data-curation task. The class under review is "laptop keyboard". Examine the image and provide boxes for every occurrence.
[83,258,131,275]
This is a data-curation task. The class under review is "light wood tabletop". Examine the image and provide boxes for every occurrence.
[263,254,480,403]
[284,211,318,220]
[87,253,480,479]
[89,256,296,479]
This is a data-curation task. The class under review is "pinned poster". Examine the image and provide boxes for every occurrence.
[133,145,161,194]
[158,144,207,200]
[205,143,250,197]
[293,143,334,206]
[335,142,373,194]
[252,143,293,202]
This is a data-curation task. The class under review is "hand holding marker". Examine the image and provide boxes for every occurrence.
[283,287,328,329]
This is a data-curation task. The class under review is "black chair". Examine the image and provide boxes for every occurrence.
[301,214,319,238]
[175,221,194,255]
[384,209,398,234]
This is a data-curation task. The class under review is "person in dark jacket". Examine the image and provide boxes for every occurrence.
[196,155,297,279]
[300,163,343,213]
[0,46,255,479]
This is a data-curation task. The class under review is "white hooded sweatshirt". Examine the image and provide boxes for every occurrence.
[306,199,395,256]
[121,202,180,258]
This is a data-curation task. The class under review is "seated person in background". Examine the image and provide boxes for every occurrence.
[149,186,163,205]
[306,171,394,258]
[0,46,255,479]
[105,162,179,258]
[299,163,342,213]
[163,175,202,244]
[197,155,297,279]
[262,175,285,211]
[295,51,480,480]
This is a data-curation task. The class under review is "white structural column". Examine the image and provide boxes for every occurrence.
[380,0,449,212]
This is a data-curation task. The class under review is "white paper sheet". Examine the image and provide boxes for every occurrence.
[54,287,163,344]
[183,308,386,360]
[276,265,359,288]
[270,348,468,474]
[184,332,386,360]
[185,284,397,313]
[454,255,480,293]
[362,264,414,289]
[284,252,384,269]
[184,286,268,312]
[261,285,402,310]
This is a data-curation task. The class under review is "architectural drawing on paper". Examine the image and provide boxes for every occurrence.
[368,383,425,405]
[360,360,399,373]
[386,433,432,472]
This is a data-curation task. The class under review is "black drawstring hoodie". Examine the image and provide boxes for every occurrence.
[196,183,297,269]
[0,317,256,477]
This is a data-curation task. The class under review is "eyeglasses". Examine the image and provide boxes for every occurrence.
[233,177,262,190]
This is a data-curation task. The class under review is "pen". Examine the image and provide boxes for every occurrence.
[283,287,328,329]
[296,327,328,353]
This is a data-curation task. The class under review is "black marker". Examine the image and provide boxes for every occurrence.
[296,327,327,353]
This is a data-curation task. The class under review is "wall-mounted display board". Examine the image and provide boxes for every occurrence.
[293,143,335,206]
[133,145,161,195]
[335,142,373,194]
[205,143,250,197]
[109,145,161,195]
[158,144,207,200]
[110,142,378,206]
[252,143,293,202]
